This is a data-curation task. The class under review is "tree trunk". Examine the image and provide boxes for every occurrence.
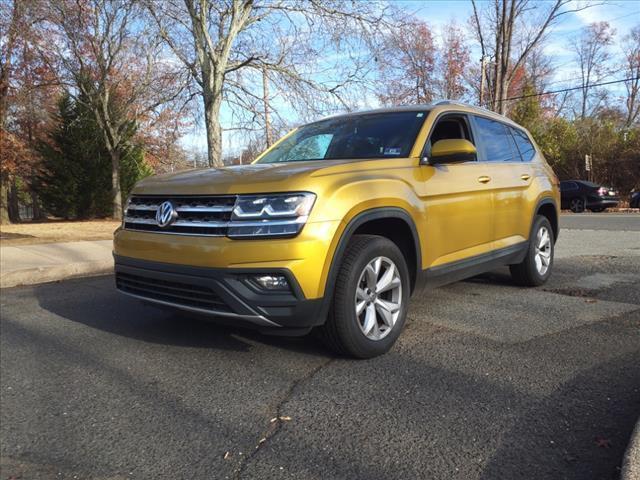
[8,177,20,222]
[31,189,46,221]
[0,176,10,224]
[263,66,272,147]
[203,93,224,168]
[110,149,123,220]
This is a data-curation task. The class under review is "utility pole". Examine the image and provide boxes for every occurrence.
[262,65,272,147]
[479,55,488,108]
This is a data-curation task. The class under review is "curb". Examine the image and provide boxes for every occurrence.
[622,418,640,480]
[0,260,113,289]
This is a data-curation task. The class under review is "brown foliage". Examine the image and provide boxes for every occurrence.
[377,20,437,105]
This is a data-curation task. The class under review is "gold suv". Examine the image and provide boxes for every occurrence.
[114,101,560,358]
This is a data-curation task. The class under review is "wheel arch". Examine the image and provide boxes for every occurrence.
[535,197,559,242]
[324,208,422,303]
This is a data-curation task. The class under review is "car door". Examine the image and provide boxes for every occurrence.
[416,113,495,269]
[470,115,534,250]
[560,181,579,209]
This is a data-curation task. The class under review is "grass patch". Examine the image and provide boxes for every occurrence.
[0,220,120,245]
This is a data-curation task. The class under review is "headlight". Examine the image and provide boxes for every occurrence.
[228,192,316,238]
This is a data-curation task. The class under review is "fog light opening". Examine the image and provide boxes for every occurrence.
[249,274,290,291]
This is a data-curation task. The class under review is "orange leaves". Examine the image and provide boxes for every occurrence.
[0,130,38,176]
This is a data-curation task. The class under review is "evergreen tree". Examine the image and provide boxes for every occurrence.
[38,92,151,219]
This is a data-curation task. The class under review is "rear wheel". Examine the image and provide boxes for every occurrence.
[569,197,585,213]
[510,215,554,287]
[317,234,410,358]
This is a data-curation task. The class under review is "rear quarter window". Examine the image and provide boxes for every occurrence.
[510,128,536,162]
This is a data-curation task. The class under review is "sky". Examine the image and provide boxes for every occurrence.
[182,0,640,156]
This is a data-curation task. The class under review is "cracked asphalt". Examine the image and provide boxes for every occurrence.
[1,214,639,480]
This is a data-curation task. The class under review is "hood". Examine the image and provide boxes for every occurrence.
[132,160,354,195]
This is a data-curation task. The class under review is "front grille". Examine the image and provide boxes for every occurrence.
[124,195,236,236]
[116,272,231,312]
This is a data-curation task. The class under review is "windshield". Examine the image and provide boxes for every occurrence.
[256,111,428,164]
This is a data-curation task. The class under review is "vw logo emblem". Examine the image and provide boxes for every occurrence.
[156,200,177,228]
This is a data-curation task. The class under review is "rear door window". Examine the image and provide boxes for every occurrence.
[472,116,517,162]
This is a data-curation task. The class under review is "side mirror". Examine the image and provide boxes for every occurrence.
[428,139,477,164]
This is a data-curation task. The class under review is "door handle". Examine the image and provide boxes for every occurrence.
[520,174,531,181]
[478,175,491,184]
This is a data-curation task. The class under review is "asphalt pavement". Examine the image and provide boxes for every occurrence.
[1,214,639,480]
[560,213,640,231]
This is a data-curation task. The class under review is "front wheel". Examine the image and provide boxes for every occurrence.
[510,215,554,287]
[317,234,410,358]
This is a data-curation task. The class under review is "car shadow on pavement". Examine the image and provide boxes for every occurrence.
[479,349,640,480]
[33,275,328,356]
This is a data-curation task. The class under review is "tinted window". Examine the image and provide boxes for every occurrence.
[425,115,475,156]
[511,128,536,162]
[580,181,599,188]
[257,112,427,163]
[473,116,516,162]
[283,134,332,162]
[560,181,578,191]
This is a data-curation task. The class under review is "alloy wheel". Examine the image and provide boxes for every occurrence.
[534,226,552,275]
[354,256,403,341]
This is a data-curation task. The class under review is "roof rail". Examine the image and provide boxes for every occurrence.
[435,100,508,118]
[434,100,469,107]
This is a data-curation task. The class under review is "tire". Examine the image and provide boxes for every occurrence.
[509,215,554,287]
[569,197,585,213]
[317,234,410,359]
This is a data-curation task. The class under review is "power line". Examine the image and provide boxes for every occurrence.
[542,66,629,89]
[500,76,640,103]
[550,9,640,38]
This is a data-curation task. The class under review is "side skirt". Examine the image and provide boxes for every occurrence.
[421,242,528,290]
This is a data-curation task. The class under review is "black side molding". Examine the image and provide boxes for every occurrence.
[421,241,528,289]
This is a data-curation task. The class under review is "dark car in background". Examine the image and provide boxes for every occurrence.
[630,190,640,208]
[560,180,619,213]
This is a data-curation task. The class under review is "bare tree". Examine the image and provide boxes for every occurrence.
[146,0,388,167]
[46,0,185,219]
[622,25,640,127]
[574,22,615,120]
[470,0,595,114]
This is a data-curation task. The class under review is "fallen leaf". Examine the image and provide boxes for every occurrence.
[223,451,231,460]
[595,437,611,448]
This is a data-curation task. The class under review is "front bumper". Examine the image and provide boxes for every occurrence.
[114,255,326,330]
[113,220,341,299]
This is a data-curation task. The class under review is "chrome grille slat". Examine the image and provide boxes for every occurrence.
[176,205,234,212]
[124,195,236,236]
[124,216,229,228]
[128,204,159,211]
